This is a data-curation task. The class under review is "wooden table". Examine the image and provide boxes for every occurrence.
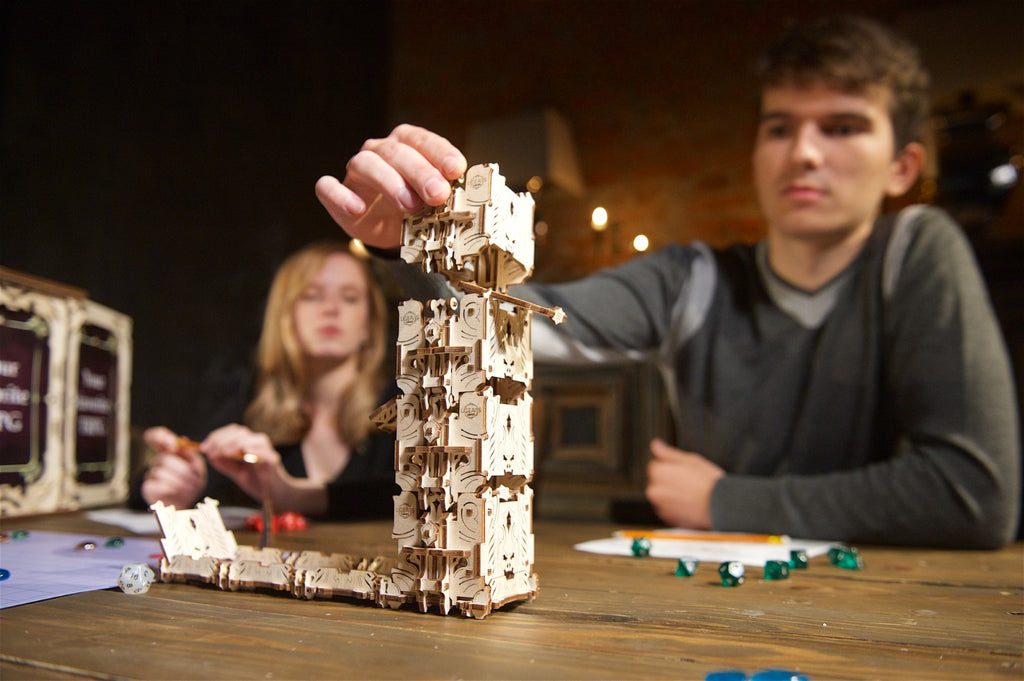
[1,513,1021,680]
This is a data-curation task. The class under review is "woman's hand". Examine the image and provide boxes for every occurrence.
[645,438,725,530]
[140,426,207,509]
[200,424,283,503]
[314,124,467,248]
[201,424,329,515]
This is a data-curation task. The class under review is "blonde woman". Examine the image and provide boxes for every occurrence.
[137,241,395,518]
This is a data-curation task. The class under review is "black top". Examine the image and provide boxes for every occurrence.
[132,430,395,520]
[275,435,396,520]
[131,390,398,521]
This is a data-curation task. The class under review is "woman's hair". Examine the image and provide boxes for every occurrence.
[244,241,387,446]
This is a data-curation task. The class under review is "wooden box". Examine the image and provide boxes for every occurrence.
[0,270,131,516]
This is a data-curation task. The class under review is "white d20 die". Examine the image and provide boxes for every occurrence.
[118,563,156,595]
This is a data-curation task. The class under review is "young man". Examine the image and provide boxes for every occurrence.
[315,16,1020,548]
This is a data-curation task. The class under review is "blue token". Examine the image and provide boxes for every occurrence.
[706,672,747,681]
[0,568,10,581]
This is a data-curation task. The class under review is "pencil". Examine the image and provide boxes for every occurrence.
[615,530,788,544]
[175,437,256,462]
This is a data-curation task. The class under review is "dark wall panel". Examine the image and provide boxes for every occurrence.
[1,1,391,436]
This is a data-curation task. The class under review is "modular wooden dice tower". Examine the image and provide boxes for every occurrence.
[153,164,564,619]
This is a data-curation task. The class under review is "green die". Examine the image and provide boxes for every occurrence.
[764,560,790,580]
[11,530,30,540]
[631,537,652,557]
[828,546,864,570]
[104,536,126,548]
[675,558,699,577]
[788,549,809,569]
[718,561,745,586]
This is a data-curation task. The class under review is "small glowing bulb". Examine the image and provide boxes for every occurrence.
[632,234,650,252]
[526,175,544,193]
[534,221,549,236]
[348,238,370,258]
[591,207,608,232]
[989,163,1019,189]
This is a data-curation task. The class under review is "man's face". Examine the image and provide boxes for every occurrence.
[753,83,904,243]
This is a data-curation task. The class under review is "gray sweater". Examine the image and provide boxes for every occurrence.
[389,206,1020,548]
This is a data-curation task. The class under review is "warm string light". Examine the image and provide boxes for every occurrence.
[591,207,650,253]
[348,238,370,258]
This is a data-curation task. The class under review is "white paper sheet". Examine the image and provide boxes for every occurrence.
[85,506,256,534]
[575,529,835,566]
[0,530,163,609]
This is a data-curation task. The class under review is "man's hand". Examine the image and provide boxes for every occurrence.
[645,437,725,530]
[315,124,467,248]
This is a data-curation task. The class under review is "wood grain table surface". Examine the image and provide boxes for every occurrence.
[1,513,1021,680]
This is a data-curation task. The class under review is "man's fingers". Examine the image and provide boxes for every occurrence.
[360,127,467,207]
[644,476,673,508]
[315,175,366,222]
[347,146,428,212]
[321,124,467,217]
[649,437,686,461]
[316,124,466,248]
[361,137,452,207]
[387,124,466,180]
[646,459,678,495]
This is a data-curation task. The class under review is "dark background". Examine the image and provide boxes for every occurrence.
[2,1,1021,447]
[1,1,390,435]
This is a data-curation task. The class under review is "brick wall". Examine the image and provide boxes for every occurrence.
[389,0,1023,282]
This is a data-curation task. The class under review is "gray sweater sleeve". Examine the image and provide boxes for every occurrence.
[516,245,697,352]
[711,210,1021,548]
[384,245,702,361]
[515,245,711,369]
